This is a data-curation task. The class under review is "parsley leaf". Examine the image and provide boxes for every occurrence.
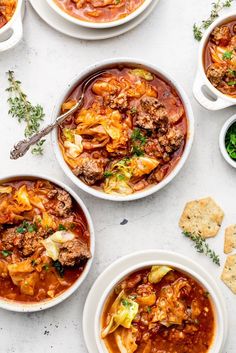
[223,51,233,60]
[53,260,64,277]
[1,250,12,257]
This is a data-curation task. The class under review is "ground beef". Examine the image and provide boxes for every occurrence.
[73,157,105,185]
[1,226,44,257]
[47,188,73,217]
[107,93,129,112]
[206,63,227,87]
[135,97,168,131]
[58,238,91,267]
[158,127,184,154]
[211,26,231,46]
[1,227,23,251]
[21,232,44,257]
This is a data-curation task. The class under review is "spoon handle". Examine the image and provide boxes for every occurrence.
[10,99,82,160]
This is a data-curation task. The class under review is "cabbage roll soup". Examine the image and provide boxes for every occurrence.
[0,0,17,28]
[53,0,145,23]
[204,20,236,97]
[101,266,215,353]
[59,67,187,196]
[0,180,91,302]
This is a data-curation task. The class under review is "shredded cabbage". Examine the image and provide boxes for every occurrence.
[102,290,139,338]
[148,265,173,284]
[14,185,32,211]
[131,69,154,81]
[114,327,138,353]
[42,230,75,261]
[0,186,12,194]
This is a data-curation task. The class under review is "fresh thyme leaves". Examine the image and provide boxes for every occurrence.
[6,70,46,155]
[193,0,234,41]
[183,231,220,266]
[225,122,236,159]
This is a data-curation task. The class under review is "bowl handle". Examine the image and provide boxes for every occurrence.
[193,72,234,111]
[0,16,23,52]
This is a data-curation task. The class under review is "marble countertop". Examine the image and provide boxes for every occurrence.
[0,0,236,352]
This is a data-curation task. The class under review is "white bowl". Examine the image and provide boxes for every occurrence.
[0,0,24,52]
[46,0,153,29]
[51,57,195,202]
[193,12,236,111]
[219,114,236,168]
[94,253,228,353]
[0,173,95,312]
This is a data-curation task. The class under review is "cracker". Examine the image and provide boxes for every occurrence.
[221,254,236,294]
[179,197,224,238]
[224,225,236,254]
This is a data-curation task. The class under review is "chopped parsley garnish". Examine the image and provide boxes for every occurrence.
[131,128,147,156]
[17,221,37,233]
[117,174,126,181]
[147,306,152,313]
[53,260,64,277]
[225,122,236,160]
[227,81,236,86]
[228,69,236,76]
[1,250,12,257]
[121,299,132,308]
[58,224,66,231]
[43,264,50,271]
[31,259,37,266]
[222,51,233,60]
[130,107,137,114]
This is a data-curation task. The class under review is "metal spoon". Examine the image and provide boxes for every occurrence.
[10,70,106,160]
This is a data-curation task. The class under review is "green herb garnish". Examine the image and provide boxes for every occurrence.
[6,70,46,155]
[121,299,132,308]
[104,171,114,178]
[193,0,234,41]
[183,231,220,266]
[31,259,37,266]
[131,128,147,156]
[17,221,37,234]
[58,224,66,231]
[227,81,236,86]
[223,51,233,60]
[225,122,236,160]
[147,306,152,313]
[53,260,64,277]
[1,250,12,257]
[43,264,50,271]
[131,128,147,145]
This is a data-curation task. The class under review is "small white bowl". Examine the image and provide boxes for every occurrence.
[46,0,153,29]
[0,174,95,312]
[51,57,195,202]
[193,12,236,111]
[0,0,24,52]
[219,114,236,168]
[94,255,227,353]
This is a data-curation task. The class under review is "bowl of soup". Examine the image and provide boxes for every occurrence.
[94,256,227,353]
[51,58,194,201]
[0,0,24,52]
[46,0,154,29]
[0,174,94,312]
[193,12,236,110]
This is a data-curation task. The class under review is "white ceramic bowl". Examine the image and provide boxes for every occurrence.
[0,174,95,312]
[0,0,24,52]
[51,57,195,202]
[193,12,236,111]
[219,114,236,168]
[94,252,228,353]
[46,0,153,29]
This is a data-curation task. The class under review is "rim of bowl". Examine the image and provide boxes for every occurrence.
[94,255,226,353]
[51,57,195,202]
[198,11,236,103]
[46,0,154,29]
[0,173,95,312]
[0,0,22,34]
[219,114,236,168]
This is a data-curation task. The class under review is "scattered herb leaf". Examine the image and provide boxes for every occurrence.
[193,0,234,41]
[1,250,12,257]
[104,171,114,178]
[58,224,66,231]
[53,260,64,277]
[183,231,220,266]
[6,70,46,155]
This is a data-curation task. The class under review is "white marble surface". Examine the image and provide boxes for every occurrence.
[0,0,236,352]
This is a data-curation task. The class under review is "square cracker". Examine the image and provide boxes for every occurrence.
[179,197,224,238]
[224,225,236,254]
[221,255,236,294]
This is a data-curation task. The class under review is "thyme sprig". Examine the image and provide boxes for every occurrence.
[6,70,46,155]
[193,0,234,41]
[183,231,220,266]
